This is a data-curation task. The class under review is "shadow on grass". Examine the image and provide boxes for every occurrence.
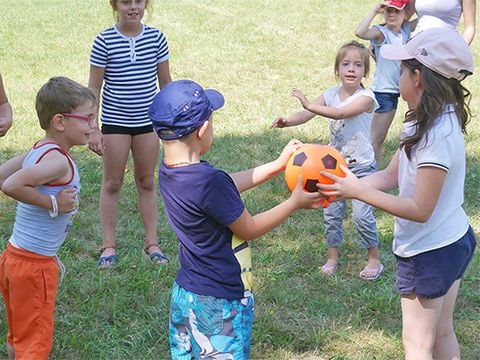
[0,129,479,359]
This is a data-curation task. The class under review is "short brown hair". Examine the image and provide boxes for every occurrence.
[35,77,96,130]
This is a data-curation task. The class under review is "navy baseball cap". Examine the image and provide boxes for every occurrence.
[149,79,225,140]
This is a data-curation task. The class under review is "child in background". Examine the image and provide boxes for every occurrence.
[355,0,417,166]
[88,0,172,268]
[0,73,13,137]
[0,77,96,359]
[409,0,476,45]
[319,28,476,359]
[149,79,324,358]
[272,41,382,280]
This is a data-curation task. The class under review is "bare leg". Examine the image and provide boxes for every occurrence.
[7,343,14,360]
[99,134,132,260]
[131,132,164,254]
[367,246,380,267]
[433,280,461,360]
[371,110,396,166]
[401,293,443,360]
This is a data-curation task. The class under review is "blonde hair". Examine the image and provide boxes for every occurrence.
[334,40,370,79]
[109,0,153,21]
[35,77,96,130]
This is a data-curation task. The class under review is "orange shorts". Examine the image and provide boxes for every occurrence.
[0,243,59,360]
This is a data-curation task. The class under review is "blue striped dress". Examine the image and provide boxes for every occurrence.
[90,24,170,128]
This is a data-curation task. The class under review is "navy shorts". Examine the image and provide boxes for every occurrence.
[374,92,399,113]
[101,124,153,136]
[395,226,476,299]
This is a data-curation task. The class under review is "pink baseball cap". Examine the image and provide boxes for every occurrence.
[380,28,474,81]
[385,0,409,10]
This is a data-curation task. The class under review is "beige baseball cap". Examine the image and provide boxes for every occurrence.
[381,28,474,81]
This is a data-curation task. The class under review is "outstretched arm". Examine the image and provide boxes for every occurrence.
[229,176,324,240]
[271,94,325,128]
[319,150,446,223]
[292,88,375,120]
[355,3,385,42]
[230,139,302,192]
[462,0,476,45]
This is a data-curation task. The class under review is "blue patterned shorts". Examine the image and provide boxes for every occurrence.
[169,282,254,359]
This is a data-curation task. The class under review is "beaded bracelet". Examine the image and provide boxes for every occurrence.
[48,194,58,218]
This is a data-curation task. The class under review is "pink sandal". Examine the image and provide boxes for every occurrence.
[359,264,384,281]
[320,262,338,276]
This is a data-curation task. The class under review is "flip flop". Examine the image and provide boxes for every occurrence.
[359,263,384,281]
[143,245,169,265]
[320,262,338,276]
[98,247,117,269]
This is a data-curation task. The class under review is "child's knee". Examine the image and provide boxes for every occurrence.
[104,176,124,193]
[136,174,155,191]
[403,331,435,354]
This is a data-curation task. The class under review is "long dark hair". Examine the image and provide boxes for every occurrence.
[401,59,471,159]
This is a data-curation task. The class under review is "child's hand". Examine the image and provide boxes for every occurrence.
[276,139,303,168]
[374,2,386,13]
[56,188,78,213]
[317,164,361,200]
[290,175,326,209]
[291,88,310,109]
[271,117,288,128]
[88,128,104,156]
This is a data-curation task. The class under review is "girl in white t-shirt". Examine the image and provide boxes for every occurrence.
[319,28,476,359]
[272,41,382,281]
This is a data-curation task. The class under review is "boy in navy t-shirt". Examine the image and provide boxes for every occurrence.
[149,79,324,359]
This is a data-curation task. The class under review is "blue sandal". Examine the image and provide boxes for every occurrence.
[143,245,169,265]
[98,247,117,269]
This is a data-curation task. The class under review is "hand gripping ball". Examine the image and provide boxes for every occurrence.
[285,144,347,208]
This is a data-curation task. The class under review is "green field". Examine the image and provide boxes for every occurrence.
[0,1,479,358]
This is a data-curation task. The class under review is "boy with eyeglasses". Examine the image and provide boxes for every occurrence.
[0,76,96,360]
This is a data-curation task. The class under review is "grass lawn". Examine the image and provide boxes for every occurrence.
[1,1,479,358]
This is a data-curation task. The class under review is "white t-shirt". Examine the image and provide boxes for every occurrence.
[393,106,469,257]
[323,86,377,167]
[414,0,462,34]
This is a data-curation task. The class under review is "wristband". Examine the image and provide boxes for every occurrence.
[48,194,58,218]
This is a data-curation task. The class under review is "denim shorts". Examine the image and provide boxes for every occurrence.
[395,226,476,299]
[169,282,254,359]
[374,92,400,113]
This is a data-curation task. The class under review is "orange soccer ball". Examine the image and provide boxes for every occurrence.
[285,144,347,207]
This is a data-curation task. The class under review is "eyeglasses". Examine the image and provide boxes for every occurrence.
[61,113,97,125]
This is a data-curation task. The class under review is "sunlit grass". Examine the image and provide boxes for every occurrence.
[0,1,479,358]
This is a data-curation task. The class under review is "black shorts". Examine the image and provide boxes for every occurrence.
[101,124,153,136]
[395,226,476,298]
